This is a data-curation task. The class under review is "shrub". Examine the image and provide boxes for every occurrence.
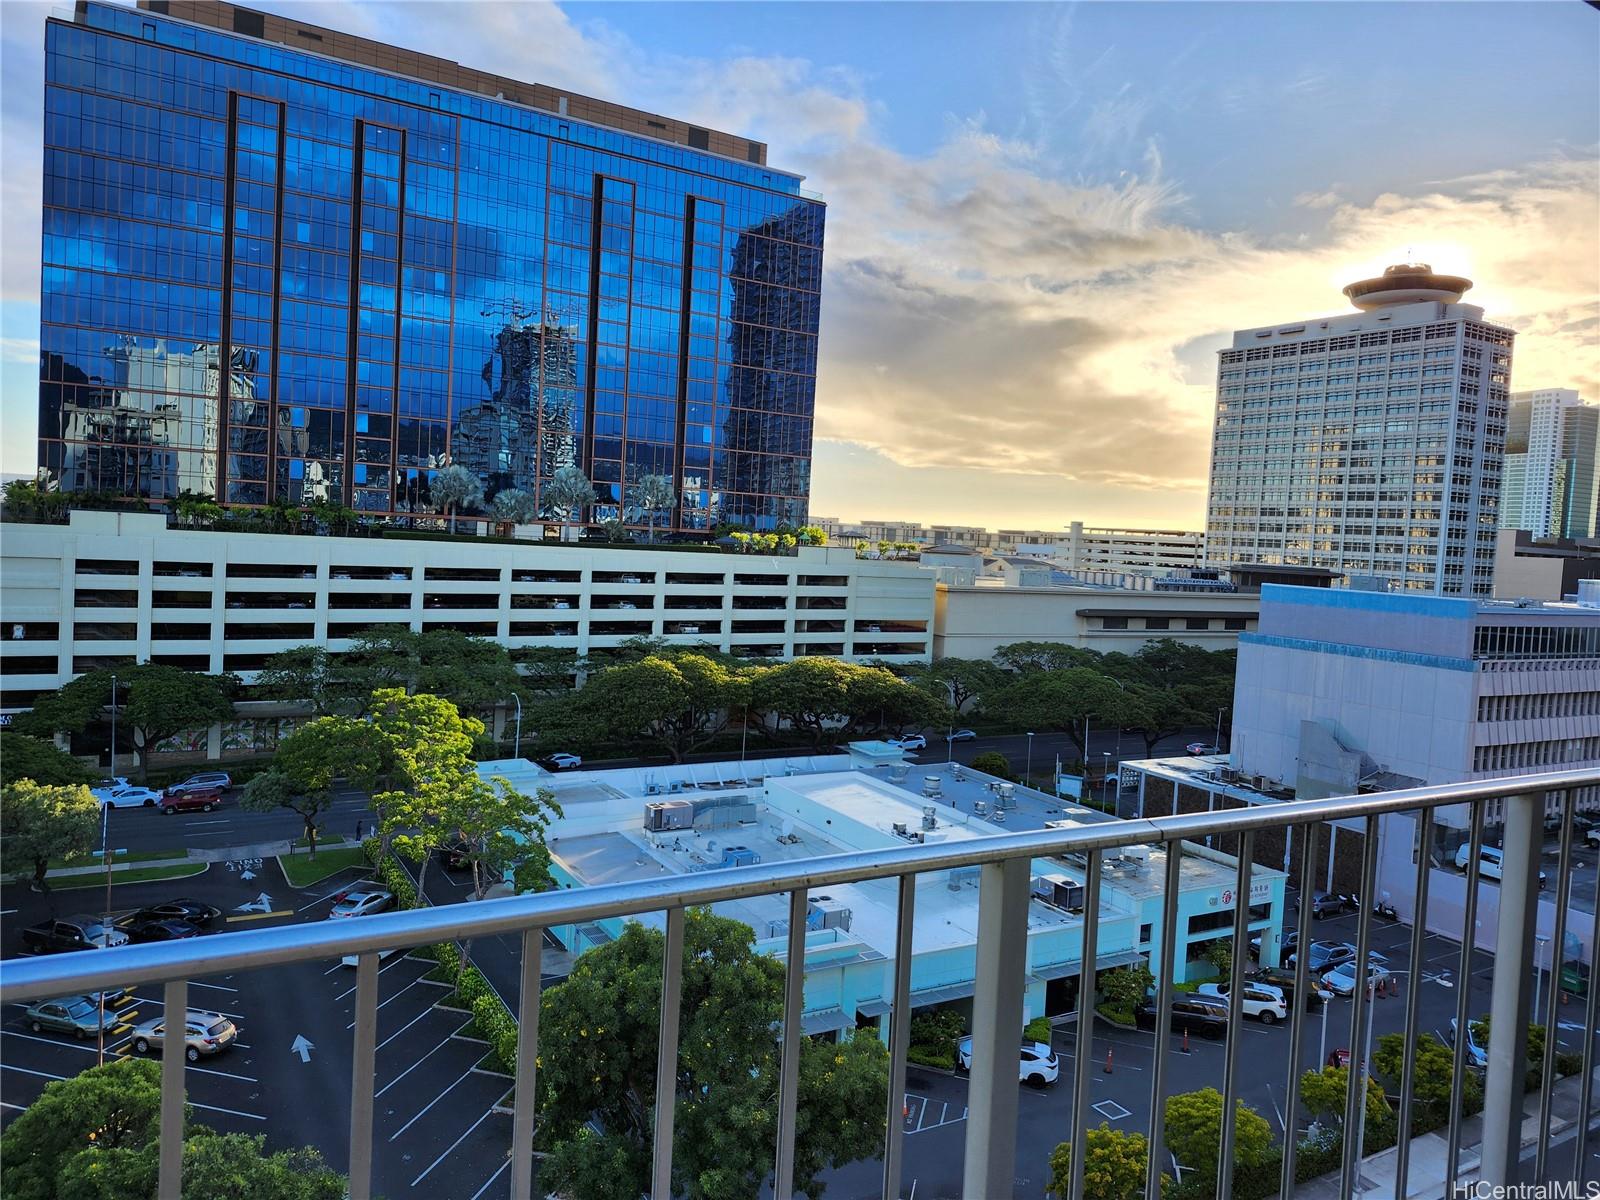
[970,751,1014,781]
[1099,964,1154,1013]
[905,1044,955,1070]
[1023,1015,1052,1043]
[910,1007,964,1048]
[471,993,518,1074]
[1294,1121,1342,1183]
[1558,1050,1585,1077]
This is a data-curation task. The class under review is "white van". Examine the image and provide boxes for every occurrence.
[1454,844,1547,888]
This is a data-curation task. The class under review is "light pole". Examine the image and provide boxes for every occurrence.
[99,672,117,1066]
[943,680,957,765]
[1101,750,1111,805]
[1534,934,1551,1021]
[510,693,523,760]
[1216,706,1227,752]
[1025,731,1035,788]
[740,703,750,780]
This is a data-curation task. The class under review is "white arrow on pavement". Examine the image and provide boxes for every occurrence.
[233,893,274,914]
[240,869,256,881]
[290,1034,314,1063]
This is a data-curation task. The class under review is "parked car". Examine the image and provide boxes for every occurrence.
[127,899,222,928]
[1321,958,1391,997]
[1135,997,1228,1039]
[20,915,130,954]
[23,996,125,1039]
[329,889,395,919]
[1310,892,1358,919]
[1288,940,1358,972]
[1447,1017,1489,1069]
[1250,930,1299,961]
[1196,981,1289,1024]
[1454,844,1548,888]
[955,1037,1060,1087]
[159,786,225,814]
[130,1010,239,1061]
[91,783,164,809]
[888,734,927,752]
[165,771,232,796]
[542,753,582,771]
[946,729,977,742]
[1185,743,1223,756]
[1248,965,1331,1008]
[1325,1047,1367,1071]
[125,918,204,944]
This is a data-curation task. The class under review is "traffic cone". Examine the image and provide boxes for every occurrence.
[1181,1029,1190,1054]
[1562,990,1570,1006]
[1104,1049,1114,1074]
[1388,975,1399,998]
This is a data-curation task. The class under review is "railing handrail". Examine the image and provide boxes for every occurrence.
[3,765,1595,1004]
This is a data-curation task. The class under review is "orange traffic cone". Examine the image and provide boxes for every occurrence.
[1388,975,1399,998]
[1181,1029,1190,1054]
[1562,990,1570,1006]
[1104,1049,1114,1074]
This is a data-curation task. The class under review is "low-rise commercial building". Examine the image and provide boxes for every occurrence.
[0,511,935,717]
[481,750,1284,1033]
[1493,528,1600,602]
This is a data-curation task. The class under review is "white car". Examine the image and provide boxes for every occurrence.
[91,783,164,809]
[888,735,927,752]
[957,1036,1060,1087]
[1453,844,1547,888]
[328,889,395,919]
[946,729,977,742]
[1196,981,1289,1024]
[1585,826,1600,849]
[1321,958,1391,997]
[543,752,582,770]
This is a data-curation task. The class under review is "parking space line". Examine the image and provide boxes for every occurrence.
[188,982,238,994]
[182,1063,257,1082]
[190,1100,266,1121]
[346,976,431,1029]
[376,1006,439,1053]
[130,996,245,1021]
[469,1160,511,1200]
[3,1065,67,1082]
[375,1025,469,1099]
[388,1066,475,1141]
[1,1101,27,1111]
[410,1105,499,1188]
[333,955,420,1003]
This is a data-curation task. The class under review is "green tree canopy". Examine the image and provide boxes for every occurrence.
[242,715,392,855]
[1298,1064,1389,1127]
[0,731,95,787]
[537,910,888,1200]
[369,688,482,895]
[0,1058,344,1200]
[991,666,1136,756]
[1162,1088,1275,1183]
[1373,1030,1481,1133]
[1,779,99,891]
[905,657,1008,716]
[992,641,1102,674]
[254,646,344,715]
[573,653,750,762]
[1049,1123,1166,1200]
[745,658,948,749]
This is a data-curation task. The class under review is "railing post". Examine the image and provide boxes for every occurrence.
[1067,851,1103,1200]
[510,928,543,1200]
[348,952,379,1200]
[881,875,917,1200]
[156,979,186,1200]
[773,888,807,1199]
[1480,790,1542,1185]
[652,907,686,1199]
[962,856,1030,1199]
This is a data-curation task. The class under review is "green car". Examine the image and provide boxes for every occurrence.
[23,995,127,1039]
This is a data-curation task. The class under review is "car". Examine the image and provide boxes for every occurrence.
[1447,1017,1489,1069]
[20,915,130,954]
[165,771,232,796]
[1250,930,1299,961]
[1454,844,1548,888]
[130,1010,239,1061]
[159,786,225,814]
[1310,892,1358,919]
[1587,827,1600,849]
[1325,1047,1369,1071]
[946,729,977,742]
[127,898,222,928]
[91,783,164,809]
[1135,997,1228,1039]
[1249,965,1331,1008]
[329,889,395,919]
[125,918,204,944]
[22,995,128,1039]
[95,776,130,790]
[956,1036,1060,1087]
[1321,958,1391,997]
[1196,981,1289,1024]
[1186,743,1223,756]
[888,735,927,752]
[542,752,582,770]
[1288,940,1358,972]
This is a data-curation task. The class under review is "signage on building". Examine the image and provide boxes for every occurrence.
[1119,764,1141,792]
[1056,773,1083,800]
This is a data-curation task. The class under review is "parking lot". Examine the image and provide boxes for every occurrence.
[0,856,515,1200]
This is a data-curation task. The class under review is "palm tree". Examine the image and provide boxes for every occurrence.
[541,466,595,537]
[489,488,538,534]
[430,464,484,533]
[628,473,675,543]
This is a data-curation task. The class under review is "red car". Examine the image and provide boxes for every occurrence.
[159,786,225,814]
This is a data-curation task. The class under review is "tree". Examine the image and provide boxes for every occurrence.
[0,1057,344,1200]
[453,776,563,901]
[1,779,98,891]
[1373,1030,1482,1133]
[991,667,1134,757]
[1203,937,1235,976]
[1121,683,1201,756]
[1298,1064,1389,1128]
[512,646,585,694]
[1162,1088,1274,1185]
[412,629,524,718]
[970,750,1014,780]
[628,472,675,543]
[489,487,538,532]
[1098,964,1154,1014]
[243,716,391,856]
[906,657,1008,716]
[576,654,749,762]
[2,475,67,522]
[17,666,237,780]
[992,640,1102,674]
[171,489,224,527]
[1049,1123,1165,1200]
[536,910,888,1200]
[796,524,828,546]
[0,731,95,787]
[254,646,344,716]
[430,463,483,532]
[542,464,595,526]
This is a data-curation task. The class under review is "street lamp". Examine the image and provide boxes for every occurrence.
[1216,706,1228,752]
[1025,731,1035,788]
[943,680,957,765]
[510,693,523,760]
[1101,751,1111,806]
[1534,934,1551,1020]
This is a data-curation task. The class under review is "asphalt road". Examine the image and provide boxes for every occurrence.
[0,857,514,1200]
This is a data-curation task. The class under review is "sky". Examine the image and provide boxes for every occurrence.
[1,1,1596,530]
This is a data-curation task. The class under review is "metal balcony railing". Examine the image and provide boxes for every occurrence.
[3,768,1598,1200]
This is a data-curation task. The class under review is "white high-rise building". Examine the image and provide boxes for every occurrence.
[1501,388,1598,540]
[1205,263,1514,596]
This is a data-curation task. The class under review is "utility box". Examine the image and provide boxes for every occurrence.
[806,894,852,931]
[721,845,760,868]
[645,800,694,832]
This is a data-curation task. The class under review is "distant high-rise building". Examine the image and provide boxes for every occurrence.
[1205,263,1514,596]
[1500,389,1597,540]
[36,0,824,533]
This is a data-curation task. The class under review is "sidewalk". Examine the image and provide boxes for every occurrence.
[1297,1068,1599,1198]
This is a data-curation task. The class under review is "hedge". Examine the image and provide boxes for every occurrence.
[906,1044,956,1070]
[1023,1016,1053,1043]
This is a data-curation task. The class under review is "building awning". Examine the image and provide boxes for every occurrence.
[801,1007,852,1036]
[908,981,976,1008]
[855,998,892,1019]
[1076,609,1252,620]
[1030,949,1149,982]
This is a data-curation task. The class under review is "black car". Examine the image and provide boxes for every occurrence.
[1249,930,1299,961]
[1134,997,1227,1040]
[1249,965,1330,1009]
[126,919,203,944]
[128,899,222,928]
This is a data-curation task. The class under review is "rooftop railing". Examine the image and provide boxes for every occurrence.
[3,767,1597,1199]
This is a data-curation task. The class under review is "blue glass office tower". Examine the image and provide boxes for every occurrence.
[38,1,824,533]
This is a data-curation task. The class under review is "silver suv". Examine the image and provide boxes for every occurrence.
[130,1009,239,1061]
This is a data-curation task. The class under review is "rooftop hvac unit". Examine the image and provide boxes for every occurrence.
[1031,873,1085,913]
[721,845,760,868]
[767,919,789,939]
[1121,845,1151,865]
[806,894,852,932]
[892,822,909,837]
[644,800,694,832]
[921,805,939,831]
[997,783,1016,809]
[922,776,943,798]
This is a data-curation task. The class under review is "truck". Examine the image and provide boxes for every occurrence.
[19,915,130,954]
